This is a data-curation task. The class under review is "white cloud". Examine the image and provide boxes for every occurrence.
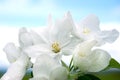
[0,27,19,67]
[100,22,120,31]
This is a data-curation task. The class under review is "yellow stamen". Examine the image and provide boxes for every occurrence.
[79,52,85,57]
[52,42,61,53]
[83,28,91,34]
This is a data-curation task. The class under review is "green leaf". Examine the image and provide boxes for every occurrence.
[78,74,101,80]
[108,58,120,69]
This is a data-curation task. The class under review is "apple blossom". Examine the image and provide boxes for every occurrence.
[73,14,119,46]
[30,54,68,80]
[3,43,21,63]
[1,12,119,80]
[73,40,111,72]
[23,12,80,59]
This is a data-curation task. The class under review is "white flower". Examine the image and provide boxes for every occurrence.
[30,54,68,80]
[24,12,79,59]
[3,43,21,63]
[73,40,111,72]
[73,14,119,46]
[0,54,30,80]
[3,42,33,66]
[19,27,33,47]
[19,27,45,47]
[3,28,34,65]
[3,28,31,63]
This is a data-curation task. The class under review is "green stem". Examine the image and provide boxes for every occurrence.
[61,60,69,71]
[69,71,84,80]
[69,57,73,70]
[70,65,74,71]
[31,71,33,78]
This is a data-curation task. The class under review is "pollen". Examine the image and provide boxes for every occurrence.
[52,42,61,53]
[79,52,86,57]
[83,28,91,34]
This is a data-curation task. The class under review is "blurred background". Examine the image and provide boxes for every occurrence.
[0,0,120,80]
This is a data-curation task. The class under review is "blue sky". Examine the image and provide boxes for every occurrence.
[0,0,120,27]
[0,0,120,67]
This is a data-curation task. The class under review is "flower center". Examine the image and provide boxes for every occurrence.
[52,42,61,53]
[83,28,91,34]
[79,52,86,57]
[78,51,86,57]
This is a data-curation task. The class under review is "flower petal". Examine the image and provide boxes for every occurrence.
[23,44,51,58]
[50,66,68,80]
[62,36,82,55]
[0,54,30,80]
[29,76,48,80]
[32,54,60,78]
[73,14,100,40]
[19,27,49,47]
[88,49,111,72]
[62,48,73,55]
[19,28,33,47]
[73,54,92,72]
[79,14,100,32]
[99,29,119,44]
[47,14,53,29]
[74,40,97,56]
[3,43,21,63]
[49,12,75,45]
[29,30,46,44]
[73,41,111,72]
[73,40,98,72]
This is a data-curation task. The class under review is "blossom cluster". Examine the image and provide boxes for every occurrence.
[0,12,119,80]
